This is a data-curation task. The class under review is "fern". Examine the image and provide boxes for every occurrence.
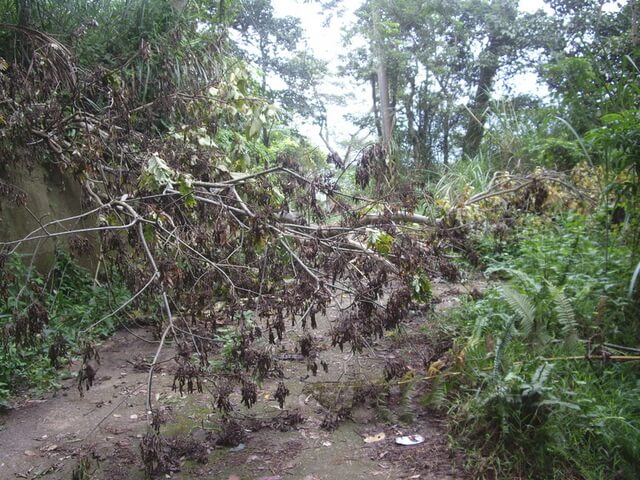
[530,363,552,392]
[398,376,417,423]
[630,260,640,298]
[486,266,542,293]
[500,286,536,338]
[493,314,516,378]
[469,314,489,347]
[421,375,447,408]
[549,284,578,347]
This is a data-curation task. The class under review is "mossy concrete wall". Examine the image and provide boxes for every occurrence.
[0,159,96,271]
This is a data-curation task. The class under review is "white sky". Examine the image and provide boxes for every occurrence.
[269,0,619,150]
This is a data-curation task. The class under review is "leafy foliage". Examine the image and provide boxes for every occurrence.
[0,252,129,405]
[433,213,640,479]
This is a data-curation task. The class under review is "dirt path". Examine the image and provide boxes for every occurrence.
[0,279,480,479]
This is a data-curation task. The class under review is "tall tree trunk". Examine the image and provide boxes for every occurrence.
[405,75,419,165]
[442,105,450,166]
[259,39,270,147]
[16,0,32,26]
[15,0,33,65]
[632,0,639,47]
[372,5,393,149]
[370,74,382,138]
[462,61,499,159]
[377,62,393,147]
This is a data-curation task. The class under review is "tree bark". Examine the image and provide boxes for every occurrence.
[372,5,393,149]
[632,0,639,47]
[370,74,382,138]
[462,61,499,159]
[377,62,393,147]
[442,106,450,165]
[259,38,271,147]
[405,74,419,164]
[15,0,33,65]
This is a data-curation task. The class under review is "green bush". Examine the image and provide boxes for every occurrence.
[437,213,640,479]
[0,251,130,406]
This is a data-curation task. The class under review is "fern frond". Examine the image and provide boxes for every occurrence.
[493,314,516,379]
[531,362,553,390]
[500,286,536,337]
[420,376,447,408]
[398,375,417,423]
[486,266,542,293]
[470,314,489,345]
[550,284,578,347]
[630,260,640,298]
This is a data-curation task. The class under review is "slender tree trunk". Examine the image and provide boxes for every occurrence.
[405,75,419,165]
[370,74,382,138]
[632,0,639,47]
[442,106,450,166]
[15,0,33,65]
[16,0,31,26]
[259,39,270,147]
[378,63,395,192]
[372,5,393,149]
[462,61,499,159]
[377,63,393,147]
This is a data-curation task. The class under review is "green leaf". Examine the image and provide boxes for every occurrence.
[367,229,394,255]
[411,272,432,303]
[139,153,175,190]
[248,111,263,139]
[177,174,196,209]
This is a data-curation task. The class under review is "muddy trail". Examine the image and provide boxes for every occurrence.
[0,280,483,480]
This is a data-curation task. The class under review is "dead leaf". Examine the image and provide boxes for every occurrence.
[364,432,386,443]
[427,359,446,377]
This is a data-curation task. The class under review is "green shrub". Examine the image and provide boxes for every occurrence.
[0,251,130,405]
[437,213,640,479]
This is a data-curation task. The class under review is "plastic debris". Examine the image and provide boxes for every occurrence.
[395,434,425,446]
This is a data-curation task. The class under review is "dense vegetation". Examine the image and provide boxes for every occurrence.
[0,0,638,479]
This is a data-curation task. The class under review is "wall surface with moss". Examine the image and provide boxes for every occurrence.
[0,159,94,270]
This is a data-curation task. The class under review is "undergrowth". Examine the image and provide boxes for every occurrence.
[0,251,130,406]
[431,212,640,479]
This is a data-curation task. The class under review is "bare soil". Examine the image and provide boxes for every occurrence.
[0,278,483,479]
